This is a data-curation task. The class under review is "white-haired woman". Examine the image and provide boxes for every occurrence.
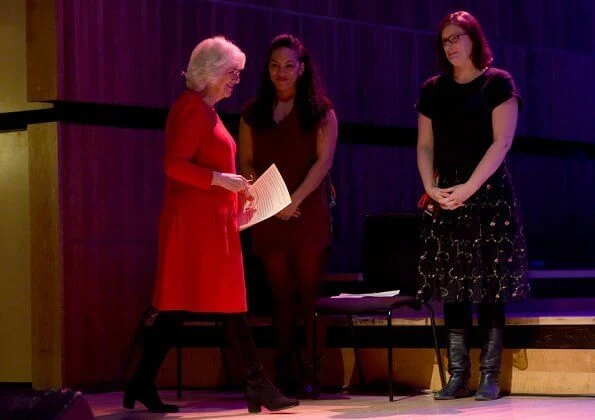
[124,36,298,414]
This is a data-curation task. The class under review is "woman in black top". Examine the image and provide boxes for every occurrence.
[416,11,529,401]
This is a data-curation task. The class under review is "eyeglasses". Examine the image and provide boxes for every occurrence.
[442,32,467,48]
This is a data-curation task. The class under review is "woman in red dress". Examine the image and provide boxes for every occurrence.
[239,34,338,394]
[124,36,298,414]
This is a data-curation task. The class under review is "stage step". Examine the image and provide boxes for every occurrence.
[151,297,595,396]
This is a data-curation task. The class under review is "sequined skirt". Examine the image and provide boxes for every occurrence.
[417,165,530,303]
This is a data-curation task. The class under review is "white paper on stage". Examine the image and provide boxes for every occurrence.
[330,290,401,299]
[239,164,292,231]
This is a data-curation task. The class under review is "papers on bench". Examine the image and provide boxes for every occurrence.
[330,290,401,299]
[239,164,292,231]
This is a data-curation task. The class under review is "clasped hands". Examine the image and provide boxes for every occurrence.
[426,182,476,211]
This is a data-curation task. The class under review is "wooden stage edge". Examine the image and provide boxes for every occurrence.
[146,297,595,397]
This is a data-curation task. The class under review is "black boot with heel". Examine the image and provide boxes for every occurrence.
[226,315,299,413]
[434,303,472,400]
[123,312,179,413]
[245,363,300,413]
[475,328,503,400]
[433,328,472,399]
[475,303,505,400]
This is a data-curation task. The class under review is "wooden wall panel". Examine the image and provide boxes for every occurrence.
[26,0,57,101]
[62,243,158,385]
[58,123,164,386]
[28,123,63,388]
[53,0,595,143]
[0,131,32,382]
[328,145,595,272]
[59,125,164,242]
[507,155,595,267]
[229,0,595,56]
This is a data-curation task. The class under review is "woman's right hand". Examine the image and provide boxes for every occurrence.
[212,171,251,193]
[427,186,467,210]
[426,186,454,206]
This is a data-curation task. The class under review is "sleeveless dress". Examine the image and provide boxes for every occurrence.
[416,68,530,303]
[241,100,331,255]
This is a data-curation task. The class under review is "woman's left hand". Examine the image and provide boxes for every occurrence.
[238,187,256,211]
[238,206,257,226]
[237,188,257,226]
[440,182,476,210]
[276,201,302,220]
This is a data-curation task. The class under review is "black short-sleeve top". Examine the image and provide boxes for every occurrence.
[416,67,522,173]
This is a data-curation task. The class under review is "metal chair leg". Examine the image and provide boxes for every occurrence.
[176,344,182,399]
[425,302,446,388]
[387,309,393,402]
[312,312,320,399]
[348,315,366,386]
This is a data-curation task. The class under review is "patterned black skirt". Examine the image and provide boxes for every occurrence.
[417,165,530,303]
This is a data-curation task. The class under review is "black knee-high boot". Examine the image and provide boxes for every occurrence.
[475,303,505,401]
[123,312,180,413]
[434,303,472,400]
[225,315,299,413]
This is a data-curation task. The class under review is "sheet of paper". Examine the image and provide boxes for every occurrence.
[330,290,401,299]
[239,164,292,231]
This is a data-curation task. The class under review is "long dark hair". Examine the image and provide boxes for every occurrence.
[436,11,493,74]
[251,34,331,132]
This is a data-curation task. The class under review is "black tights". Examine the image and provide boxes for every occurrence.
[152,311,259,377]
[443,302,505,330]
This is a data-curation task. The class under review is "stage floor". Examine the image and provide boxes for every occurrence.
[88,390,594,419]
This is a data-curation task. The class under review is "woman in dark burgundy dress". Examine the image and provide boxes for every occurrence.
[239,34,338,394]
[416,11,530,401]
[124,36,297,414]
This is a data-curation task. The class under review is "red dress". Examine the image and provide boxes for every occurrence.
[152,90,247,313]
[242,101,331,255]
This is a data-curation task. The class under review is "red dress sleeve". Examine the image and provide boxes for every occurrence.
[163,102,215,189]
